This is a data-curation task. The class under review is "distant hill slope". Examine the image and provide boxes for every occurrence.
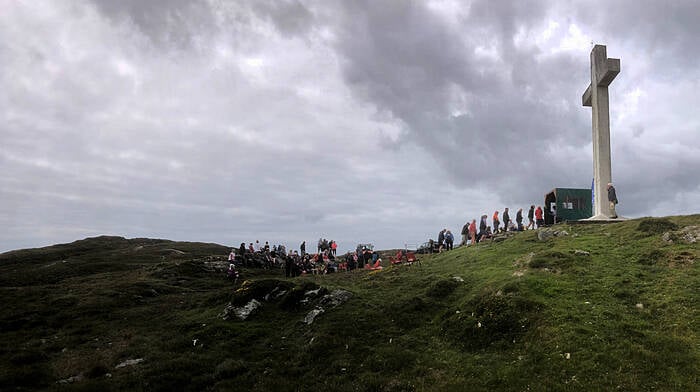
[0,217,698,391]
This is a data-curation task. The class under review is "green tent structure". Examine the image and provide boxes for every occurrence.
[544,188,593,224]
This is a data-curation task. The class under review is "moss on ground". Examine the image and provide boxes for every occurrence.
[0,216,699,391]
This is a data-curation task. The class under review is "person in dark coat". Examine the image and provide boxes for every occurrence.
[285,255,293,278]
[607,183,618,219]
[516,208,523,231]
[478,215,488,242]
[526,205,535,230]
[300,241,306,256]
[461,222,469,246]
[445,230,454,250]
[437,229,446,252]
[502,208,510,232]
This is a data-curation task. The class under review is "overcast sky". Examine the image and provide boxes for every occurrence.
[1,0,699,253]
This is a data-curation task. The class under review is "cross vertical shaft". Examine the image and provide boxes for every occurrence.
[582,45,619,219]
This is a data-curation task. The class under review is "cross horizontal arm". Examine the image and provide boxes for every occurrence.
[596,58,620,87]
[582,84,592,107]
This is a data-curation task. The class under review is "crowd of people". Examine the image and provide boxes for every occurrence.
[226,185,622,279]
[226,238,382,281]
[432,205,548,252]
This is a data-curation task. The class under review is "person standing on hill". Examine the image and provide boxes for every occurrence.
[330,240,337,256]
[526,205,535,230]
[492,211,500,233]
[516,208,524,231]
[437,229,446,252]
[535,206,544,228]
[461,221,469,246]
[445,230,454,250]
[479,215,488,242]
[468,219,477,245]
[300,241,306,256]
[502,208,510,232]
[607,183,618,219]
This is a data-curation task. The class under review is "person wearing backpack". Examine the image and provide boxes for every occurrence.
[461,221,469,246]
[445,230,454,250]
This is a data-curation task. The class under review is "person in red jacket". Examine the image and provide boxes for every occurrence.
[535,206,544,228]
[468,219,477,245]
[492,211,500,233]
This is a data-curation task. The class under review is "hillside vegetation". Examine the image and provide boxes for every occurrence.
[1,216,699,391]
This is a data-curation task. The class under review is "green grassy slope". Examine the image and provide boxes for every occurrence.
[0,217,698,391]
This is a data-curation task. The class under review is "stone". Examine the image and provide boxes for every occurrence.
[115,358,144,369]
[220,299,262,321]
[679,226,699,243]
[57,374,84,384]
[537,228,569,241]
[662,232,674,243]
[574,250,591,256]
[318,289,353,308]
[304,288,322,298]
[304,307,324,325]
[582,45,620,220]
[452,276,465,282]
[662,226,698,244]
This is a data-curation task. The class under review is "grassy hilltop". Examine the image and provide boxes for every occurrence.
[1,216,699,391]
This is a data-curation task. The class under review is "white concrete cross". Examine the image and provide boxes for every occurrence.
[582,45,620,219]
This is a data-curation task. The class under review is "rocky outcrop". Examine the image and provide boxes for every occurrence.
[537,228,569,241]
[662,226,699,244]
[220,282,352,324]
[220,299,262,321]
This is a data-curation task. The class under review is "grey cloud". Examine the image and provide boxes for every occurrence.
[334,1,590,201]
[251,0,314,36]
[89,0,218,49]
[574,0,700,70]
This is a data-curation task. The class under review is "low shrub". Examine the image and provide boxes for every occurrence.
[529,251,575,270]
[441,293,541,350]
[426,279,459,298]
[213,359,248,380]
[637,218,678,235]
[637,249,666,265]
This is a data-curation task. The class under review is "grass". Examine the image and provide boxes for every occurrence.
[0,216,699,391]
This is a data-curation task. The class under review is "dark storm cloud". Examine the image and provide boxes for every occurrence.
[250,0,315,36]
[89,0,218,49]
[574,0,700,70]
[334,0,590,203]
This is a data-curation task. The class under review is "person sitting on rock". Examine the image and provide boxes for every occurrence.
[482,226,493,240]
